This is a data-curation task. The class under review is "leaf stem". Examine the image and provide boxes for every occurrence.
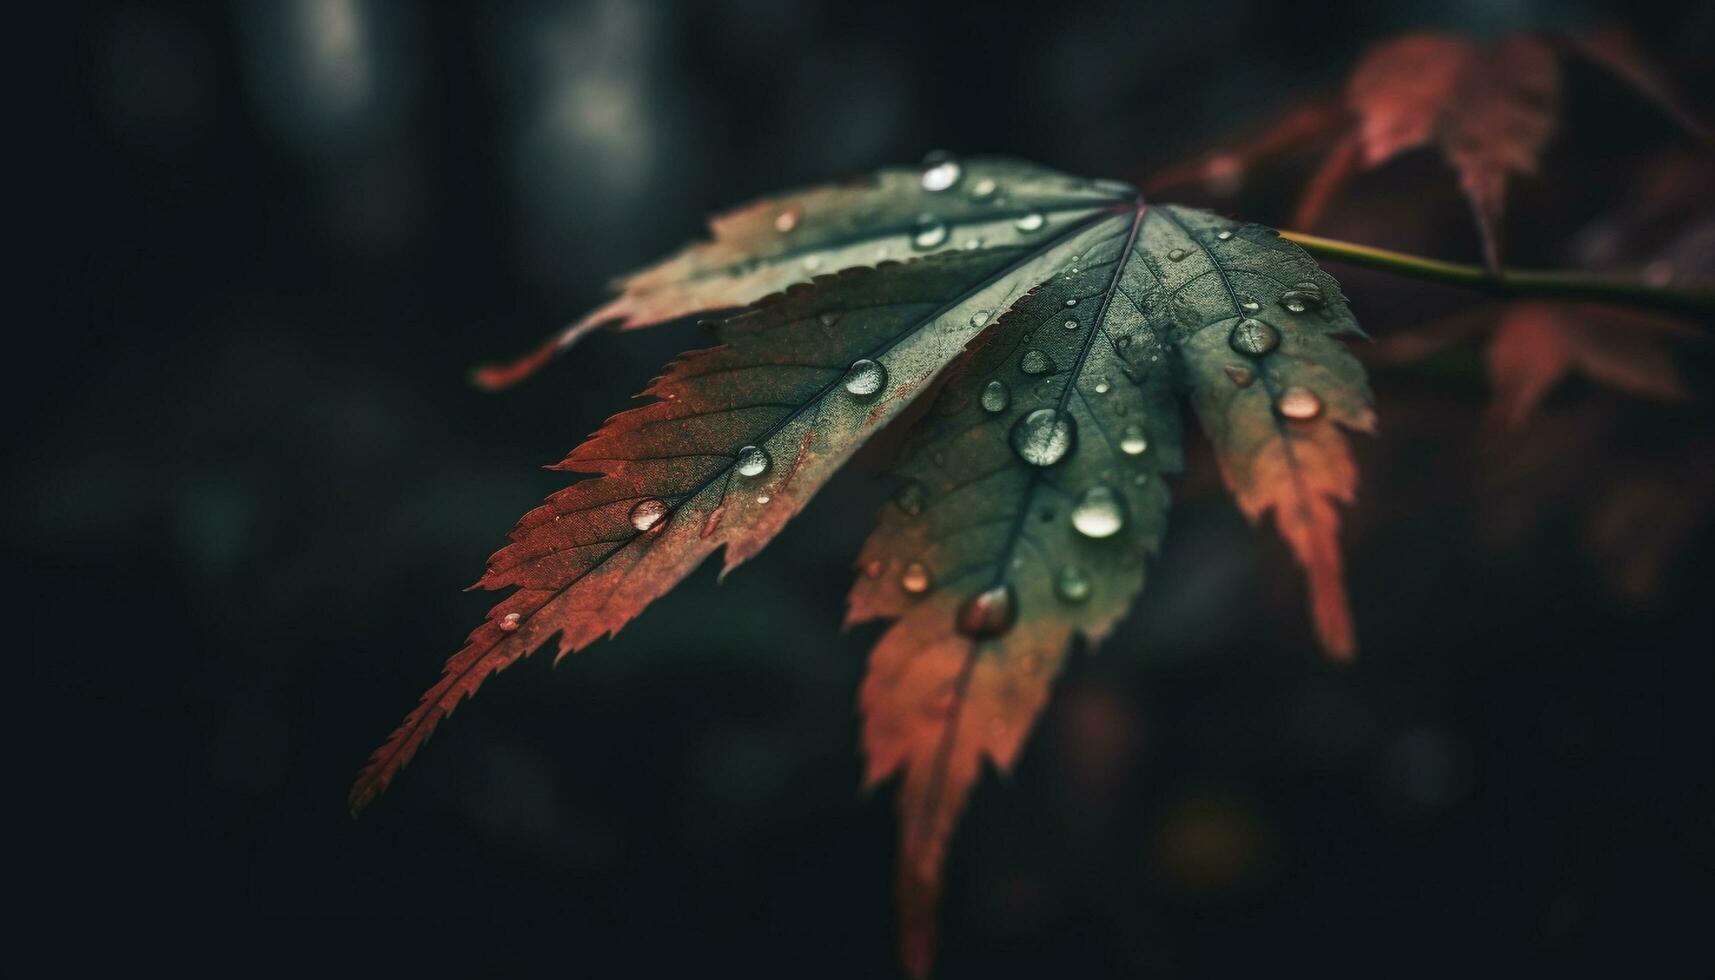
[1279,230,1715,318]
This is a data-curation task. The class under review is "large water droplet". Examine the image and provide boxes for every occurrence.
[901,562,932,594]
[1276,386,1323,420]
[1229,318,1280,356]
[1015,212,1045,232]
[1216,229,1234,241]
[774,206,802,233]
[843,358,887,397]
[912,215,949,250]
[1071,486,1126,538]
[1062,318,1080,331]
[1092,378,1111,394]
[1168,248,1189,262]
[921,159,962,192]
[980,379,1010,413]
[629,498,670,532]
[970,310,991,327]
[1278,288,1324,313]
[893,480,927,516]
[499,612,521,632]
[1020,349,1055,375]
[969,177,997,200]
[1009,409,1076,466]
[735,445,770,476]
[1055,566,1092,603]
[956,583,1017,638]
[1240,300,1261,312]
[1120,426,1148,455]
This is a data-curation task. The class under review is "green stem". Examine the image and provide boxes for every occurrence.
[1280,230,1715,318]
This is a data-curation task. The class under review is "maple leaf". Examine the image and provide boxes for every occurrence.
[1149,28,1707,272]
[353,158,1373,976]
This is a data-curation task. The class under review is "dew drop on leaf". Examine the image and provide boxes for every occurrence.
[956,583,1017,638]
[1278,288,1324,313]
[735,445,770,476]
[1020,349,1055,375]
[921,159,962,192]
[1276,386,1324,420]
[970,309,991,327]
[1240,300,1261,312]
[774,206,802,233]
[803,256,822,271]
[1224,365,1255,387]
[1015,212,1045,232]
[893,479,927,516]
[1216,229,1234,240]
[1064,297,1078,307]
[1063,318,1080,331]
[498,612,521,632]
[1120,426,1148,455]
[901,562,932,594]
[843,358,887,397]
[912,215,949,249]
[1055,566,1092,603]
[1071,486,1126,539]
[980,379,1010,413]
[1168,248,1189,261]
[969,177,997,200]
[1092,378,1111,394]
[1009,408,1076,466]
[1229,318,1281,356]
[629,498,670,532]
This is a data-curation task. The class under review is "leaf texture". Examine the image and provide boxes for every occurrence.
[354,158,1376,978]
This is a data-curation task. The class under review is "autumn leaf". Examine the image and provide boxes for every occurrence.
[1486,301,1692,426]
[353,158,1374,977]
[1150,28,1706,272]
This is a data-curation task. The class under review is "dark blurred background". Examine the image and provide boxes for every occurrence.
[27,0,1715,975]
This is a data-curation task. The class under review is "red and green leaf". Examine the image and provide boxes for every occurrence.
[354,160,1375,977]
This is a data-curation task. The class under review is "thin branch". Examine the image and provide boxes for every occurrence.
[1279,230,1715,319]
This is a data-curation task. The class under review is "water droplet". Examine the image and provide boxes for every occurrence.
[980,379,1010,413]
[802,255,821,271]
[843,358,887,397]
[1064,297,1078,307]
[893,480,927,516]
[1061,318,1080,332]
[1020,349,1055,375]
[1055,566,1092,603]
[963,237,983,250]
[774,206,802,233]
[1015,212,1045,232]
[1216,229,1234,240]
[755,494,771,504]
[1276,386,1323,420]
[1229,318,1280,356]
[1240,300,1261,312]
[1009,408,1076,466]
[1278,288,1324,313]
[969,177,997,200]
[1224,365,1255,387]
[970,309,991,327]
[955,583,1017,638]
[1120,426,1147,455]
[1071,486,1126,539]
[921,159,962,192]
[912,215,949,250]
[499,612,521,632]
[629,498,670,532]
[1093,378,1111,394]
[901,562,932,594]
[1168,248,1189,261]
[735,445,770,476]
